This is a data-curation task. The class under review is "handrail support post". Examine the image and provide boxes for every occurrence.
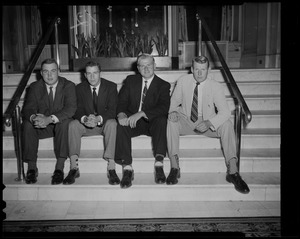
[235,104,242,172]
[12,105,25,181]
[55,18,61,69]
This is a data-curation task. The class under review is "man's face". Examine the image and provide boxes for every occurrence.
[138,58,155,79]
[191,61,209,83]
[41,63,59,86]
[85,66,101,87]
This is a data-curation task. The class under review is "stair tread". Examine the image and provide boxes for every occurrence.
[3,94,281,101]
[3,148,280,159]
[2,128,281,138]
[3,172,280,187]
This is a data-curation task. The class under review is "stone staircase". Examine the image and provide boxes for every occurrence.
[2,69,280,205]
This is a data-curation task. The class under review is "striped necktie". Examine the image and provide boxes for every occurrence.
[141,80,148,109]
[190,82,200,122]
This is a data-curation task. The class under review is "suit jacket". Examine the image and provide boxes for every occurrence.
[22,76,77,122]
[117,74,170,121]
[169,74,231,130]
[74,78,118,124]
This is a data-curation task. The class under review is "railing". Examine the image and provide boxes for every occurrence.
[3,17,61,181]
[196,13,252,171]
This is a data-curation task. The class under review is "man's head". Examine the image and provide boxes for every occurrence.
[191,56,210,83]
[41,58,59,86]
[85,61,101,87]
[137,54,155,80]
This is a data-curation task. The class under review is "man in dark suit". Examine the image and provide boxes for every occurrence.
[66,61,119,185]
[115,54,171,188]
[22,58,77,185]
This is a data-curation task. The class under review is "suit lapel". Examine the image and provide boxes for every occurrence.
[135,76,143,109]
[144,75,158,103]
[40,81,50,109]
[53,78,63,109]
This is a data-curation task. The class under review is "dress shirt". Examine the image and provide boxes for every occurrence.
[138,75,154,112]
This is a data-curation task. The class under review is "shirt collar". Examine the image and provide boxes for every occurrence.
[90,81,101,92]
[45,80,58,89]
[142,75,154,85]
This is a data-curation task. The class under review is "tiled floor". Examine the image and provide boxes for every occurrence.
[3,200,280,221]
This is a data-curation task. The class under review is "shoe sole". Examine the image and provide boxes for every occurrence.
[107,172,120,185]
[120,170,134,188]
[63,173,80,185]
[226,176,250,194]
[154,167,166,184]
[25,170,39,184]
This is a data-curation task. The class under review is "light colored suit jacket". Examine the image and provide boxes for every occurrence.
[169,74,231,130]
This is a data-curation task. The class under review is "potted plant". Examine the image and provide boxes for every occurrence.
[72,30,175,71]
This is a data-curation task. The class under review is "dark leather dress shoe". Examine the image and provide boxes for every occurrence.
[25,168,38,184]
[51,169,64,185]
[154,166,166,184]
[226,172,250,194]
[120,170,134,189]
[63,168,80,185]
[166,168,180,185]
[107,169,120,185]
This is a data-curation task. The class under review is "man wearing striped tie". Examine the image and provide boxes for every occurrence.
[166,56,249,194]
[115,54,171,188]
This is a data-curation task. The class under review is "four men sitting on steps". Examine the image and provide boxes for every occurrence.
[22,56,250,194]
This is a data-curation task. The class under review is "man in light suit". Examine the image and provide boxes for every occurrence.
[66,61,119,185]
[22,58,77,185]
[115,54,171,188]
[167,56,250,194]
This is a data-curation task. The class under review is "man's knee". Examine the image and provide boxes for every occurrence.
[104,119,117,131]
[218,119,234,135]
[68,119,80,130]
[22,119,35,132]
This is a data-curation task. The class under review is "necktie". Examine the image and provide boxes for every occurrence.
[93,87,98,115]
[190,82,200,122]
[141,80,148,109]
[49,86,54,113]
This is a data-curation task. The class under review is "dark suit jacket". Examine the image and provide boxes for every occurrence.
[22,76,77,122]
[117,74,170,121]
[74,78,118,124]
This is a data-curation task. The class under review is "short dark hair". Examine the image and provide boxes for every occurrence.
[85,61,101,72]
[41,58,58,69]
[192,56,210,69]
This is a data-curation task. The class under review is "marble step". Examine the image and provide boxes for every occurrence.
[2,69,280,86]
[2,110,280,134]
[3,148,280,174]
[3,172,280,202]
[2,128,281,151]
[2,80,280,100]
[2,94,281,115]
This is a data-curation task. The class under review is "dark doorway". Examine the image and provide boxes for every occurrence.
[39,5,69,44]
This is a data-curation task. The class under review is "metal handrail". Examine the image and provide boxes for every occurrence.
[3,16,61,181]
[3,16,61,127]
[196,13,252,171]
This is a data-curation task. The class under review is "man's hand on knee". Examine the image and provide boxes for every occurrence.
[168,111,179,122]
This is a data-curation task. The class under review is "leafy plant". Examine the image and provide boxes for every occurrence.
[72,33,88,58]
[127,33,142,57]
[152,31,168,56]
[140,34,153,54]
[114,32,128,57]
[86,34,102,58]
[103,31,114,57]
